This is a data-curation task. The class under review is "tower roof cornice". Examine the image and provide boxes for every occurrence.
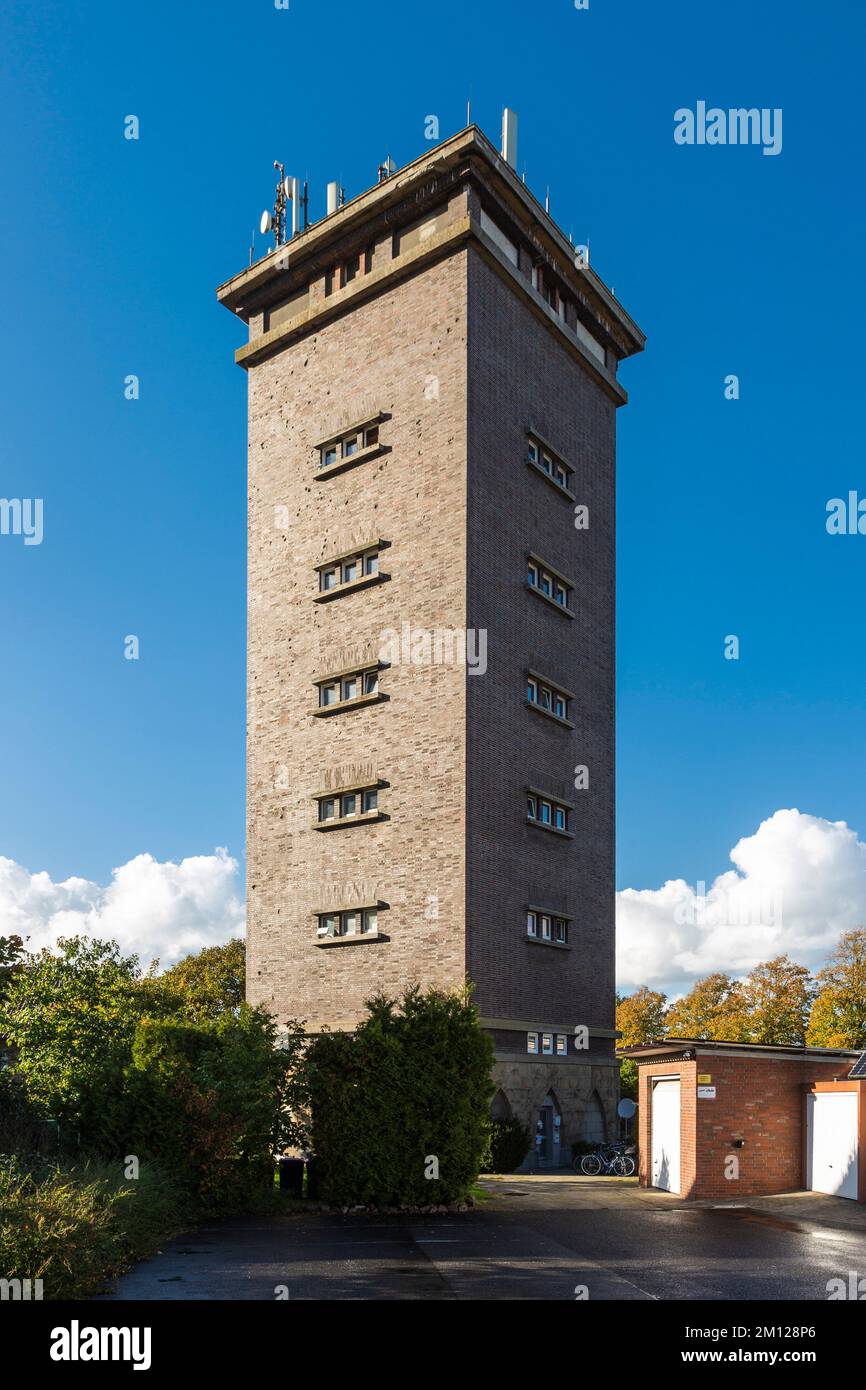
[216,125,644,358]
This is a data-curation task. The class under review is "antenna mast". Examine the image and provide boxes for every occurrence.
[259,162,308,250]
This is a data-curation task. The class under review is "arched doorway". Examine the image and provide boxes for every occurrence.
[491,1088,512,1121]
[535,1090,563,1165]
[580,1090,607,1146]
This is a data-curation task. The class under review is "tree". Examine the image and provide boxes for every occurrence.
[0,934,306,1205]
[617,987,668,1046]
[0,935,26,999]
[665,973,746,1041]
[616,987,667,1100]
[731,955,815,1045]
[160,939,246,1021]
[807,930,866,1048]
[0,937,150,1134]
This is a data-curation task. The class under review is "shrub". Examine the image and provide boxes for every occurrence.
[0,936,307,1212]
[483,1117,531,1173]
[127,1008,306,1209]
[307,986,494,1207]
[0,1156,184,1300]
[0,1070,42,1157]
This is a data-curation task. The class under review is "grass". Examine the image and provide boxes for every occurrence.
[0,1155,187,1299]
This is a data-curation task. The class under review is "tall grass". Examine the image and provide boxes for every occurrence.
[0,1156,185,1299]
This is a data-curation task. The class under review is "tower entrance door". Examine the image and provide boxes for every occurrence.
[535,1092,562,1165]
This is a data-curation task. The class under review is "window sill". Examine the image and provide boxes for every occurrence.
[314,930,381,948]
[527,457,576,501]
[526,818,575,840]
[527,583,574,618]
[526,699,575,729]
[315,811,386,831]
[314,412,383,453]
[311,693,387,718]
[315,443,388,480]
[526,935,570,950]
[313,572,390,603]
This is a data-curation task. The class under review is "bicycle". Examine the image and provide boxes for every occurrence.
[576,1142,636,1177]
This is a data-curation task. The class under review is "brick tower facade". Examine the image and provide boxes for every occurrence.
[217,124,644,1163]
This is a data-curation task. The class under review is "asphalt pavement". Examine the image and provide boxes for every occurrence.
[98,1177,866,1301]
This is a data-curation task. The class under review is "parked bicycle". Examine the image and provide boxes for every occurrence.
[576,1142,636,1177]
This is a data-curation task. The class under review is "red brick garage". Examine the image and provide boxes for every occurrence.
[620,1040,865,1203]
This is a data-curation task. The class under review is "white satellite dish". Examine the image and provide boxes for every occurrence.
[260,210,273,236]
[283,177,293,200]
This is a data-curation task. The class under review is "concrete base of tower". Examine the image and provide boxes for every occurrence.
[489,1055,622,1172]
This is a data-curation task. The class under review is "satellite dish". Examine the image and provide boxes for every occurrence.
[260,210,273,236]
[617,1098,637,1119]
[283,177,293,200]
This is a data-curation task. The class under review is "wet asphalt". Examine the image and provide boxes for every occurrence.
[98,1178,866,1302]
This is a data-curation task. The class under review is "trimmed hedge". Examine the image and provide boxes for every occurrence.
[307,987,494,1206]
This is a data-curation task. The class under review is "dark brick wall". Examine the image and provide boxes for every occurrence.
[465,245,617,1040]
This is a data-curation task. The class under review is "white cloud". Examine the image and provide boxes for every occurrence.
[617,808,866,997]
[4,811,862,996]
[0,848,245,969]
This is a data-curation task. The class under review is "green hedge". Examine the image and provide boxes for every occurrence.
[483,1117,531,1173]
[307,987,494,1206]
[0,938,307,1212]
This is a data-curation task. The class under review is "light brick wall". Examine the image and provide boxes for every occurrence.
[247,250,469,1031]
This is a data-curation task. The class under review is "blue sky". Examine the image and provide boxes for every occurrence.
[1,0,864,913]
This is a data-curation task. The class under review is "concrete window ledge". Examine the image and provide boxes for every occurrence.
[314,930,381,948]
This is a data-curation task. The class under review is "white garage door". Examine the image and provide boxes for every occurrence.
[651,1079,681,1194]
[807,1092,858,1200]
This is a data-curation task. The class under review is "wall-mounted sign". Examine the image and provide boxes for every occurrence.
[697,1074,712,1084]
[697,1085,717,1100]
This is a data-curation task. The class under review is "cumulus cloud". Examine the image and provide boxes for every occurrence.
[0,848,245,970]
[617,809,866,997]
